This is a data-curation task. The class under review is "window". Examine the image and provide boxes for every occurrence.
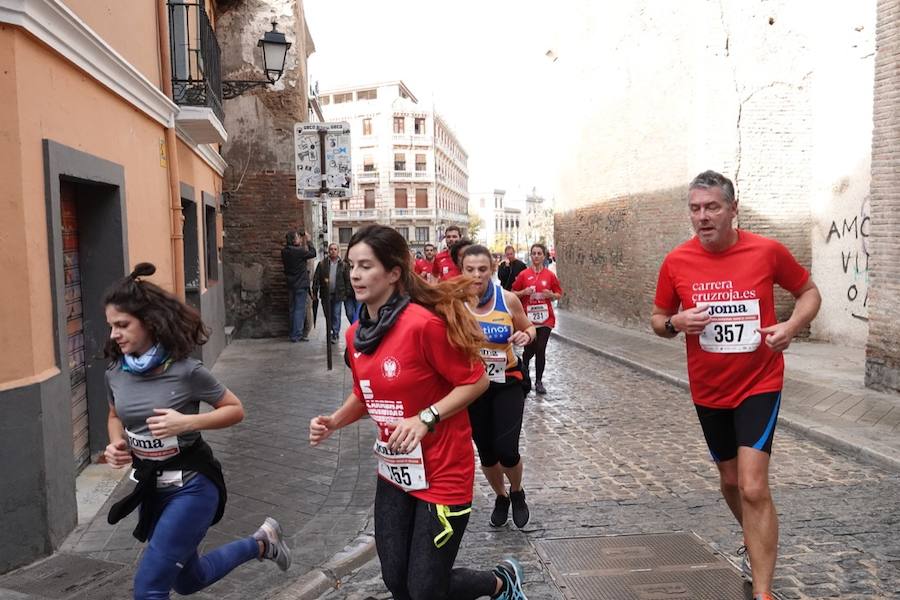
[363,155,375,172]
[396,226,409,240]
[357,89,377,100]
[364,188,375,209]
[333,92,352,104]
[339,227,352,244]
[339,199,349,210]
[415,188,428,208]
[393,116,405,134]
[414,117,426,135]
[362,118,372,136]
[415,227,429,242]
[394,188,408,209]
[394,153,406,171]
[415,154,426,171]
[204,204,218,283]
[319,95,330,105]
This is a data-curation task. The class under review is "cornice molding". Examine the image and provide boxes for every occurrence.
[0,0,177,127]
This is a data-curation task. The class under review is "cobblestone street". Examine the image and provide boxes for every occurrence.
[326,338,900,599]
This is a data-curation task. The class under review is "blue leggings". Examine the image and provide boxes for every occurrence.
[133,474,258,599]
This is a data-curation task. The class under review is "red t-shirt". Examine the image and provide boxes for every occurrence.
[654,230,810,409]
[414,258,434,278]
[346,303,484,505]
[512,267,563,328]
[432,250,461,281]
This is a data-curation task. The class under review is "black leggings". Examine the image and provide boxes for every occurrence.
[468,381,525,468]
[374,478,497,600]
[522,326,552,382]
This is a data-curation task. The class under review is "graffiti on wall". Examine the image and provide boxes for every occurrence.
[825,196,870,321]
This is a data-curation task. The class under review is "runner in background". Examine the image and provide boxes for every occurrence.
[461,245,535,529]
[432,225,462,281]
[512,243,563,395]
[415,243,437,282]
[309,225,529,600]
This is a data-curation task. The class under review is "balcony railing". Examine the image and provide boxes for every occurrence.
[357,171,379,182]
[390,208,436,219]
[332,209,381,221]
[169,1,224,122]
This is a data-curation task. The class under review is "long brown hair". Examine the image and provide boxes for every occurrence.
[103,262,209,363]
[348,225,483,362]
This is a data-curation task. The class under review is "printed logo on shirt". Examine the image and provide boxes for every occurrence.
[691,280,757,304]
[382,356,401,380]
[480,322,512,344]
[353,351,362,359]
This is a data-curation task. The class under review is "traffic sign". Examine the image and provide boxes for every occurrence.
[295,121,352,199]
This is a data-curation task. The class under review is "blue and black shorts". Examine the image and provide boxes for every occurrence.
[694,391,781,462]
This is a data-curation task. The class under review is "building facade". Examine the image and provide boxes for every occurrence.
[0,0,236,571]
[470,189,523,252]
[319,81,469,252]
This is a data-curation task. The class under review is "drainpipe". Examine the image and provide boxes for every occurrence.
[157,0,186,300]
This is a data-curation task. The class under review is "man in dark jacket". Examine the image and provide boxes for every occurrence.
[498,245,527,291]
[281,230,316,342]
[312,243,351,342]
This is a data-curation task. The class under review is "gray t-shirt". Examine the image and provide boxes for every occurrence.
[106,358,226,450]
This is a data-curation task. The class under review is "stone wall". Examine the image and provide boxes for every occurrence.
[865,0,900,392]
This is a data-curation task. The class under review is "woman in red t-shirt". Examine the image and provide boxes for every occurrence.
[309,225,529,600]
[512,243,563,395]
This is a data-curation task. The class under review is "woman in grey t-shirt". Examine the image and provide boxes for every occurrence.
[103,263,290,599]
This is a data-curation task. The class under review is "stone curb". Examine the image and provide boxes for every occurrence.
[551,330,900,474]
[267,531,377,600]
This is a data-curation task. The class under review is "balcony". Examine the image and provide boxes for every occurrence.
[332,209,381,222]
[391,170,434,183]
[169,1,227,144]
[390,170,413,182]
[390,208,436,220]
[357,171,379,182]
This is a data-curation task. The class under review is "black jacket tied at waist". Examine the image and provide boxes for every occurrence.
[107,438,227,542]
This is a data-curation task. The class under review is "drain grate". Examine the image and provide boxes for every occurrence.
[535,532,750,600]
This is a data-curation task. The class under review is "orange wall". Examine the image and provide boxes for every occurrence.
[1,29,174,383]
[61,0,161,88]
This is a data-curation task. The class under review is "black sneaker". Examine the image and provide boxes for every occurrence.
[490,494,511,527]
[509,489,530,528]
[535,381,546,395]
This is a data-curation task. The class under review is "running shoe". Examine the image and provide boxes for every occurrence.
[737,544,752,580]
[534,381,546,395]
[253,517,291,571]
[509,489,530,528]
[494,558,528,600]
[490,494,511,527]
[752,594,775,600]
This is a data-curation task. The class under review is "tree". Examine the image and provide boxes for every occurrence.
[468,213,484,243]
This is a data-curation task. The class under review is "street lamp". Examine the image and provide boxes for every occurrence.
[222,21,292,99]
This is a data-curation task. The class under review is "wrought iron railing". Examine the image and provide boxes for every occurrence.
[168,1,224,122]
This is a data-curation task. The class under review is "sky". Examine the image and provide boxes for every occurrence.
[303,0,564,204]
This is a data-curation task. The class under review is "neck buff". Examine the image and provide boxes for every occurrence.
[354,293,411,355]
[477,281,495,307]
[122,343,170,374]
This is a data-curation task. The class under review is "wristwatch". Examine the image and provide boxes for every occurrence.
[664,317,678,335]
[418,405,440,432]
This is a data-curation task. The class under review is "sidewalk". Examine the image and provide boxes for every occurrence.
[0,319,377,599]
[552,309,900,472]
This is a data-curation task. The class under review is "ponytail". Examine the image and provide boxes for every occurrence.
[405,272,483,362]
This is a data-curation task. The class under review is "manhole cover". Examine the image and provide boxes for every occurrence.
[0,554,128,599]
[535,532,750,600]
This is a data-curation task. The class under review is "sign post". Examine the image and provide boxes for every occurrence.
[295,121,352,370]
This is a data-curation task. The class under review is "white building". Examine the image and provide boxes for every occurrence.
[524,189,555,249]
[319,81,469,251]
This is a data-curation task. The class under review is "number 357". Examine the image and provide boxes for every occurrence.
[713,324,744,343]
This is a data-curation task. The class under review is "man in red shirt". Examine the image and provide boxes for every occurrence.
[432,225,462,281]
[651,170,821,600]
[414,243,436,281]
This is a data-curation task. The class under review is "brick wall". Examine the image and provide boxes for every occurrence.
[865,0,900,392]
[222,171,308,338]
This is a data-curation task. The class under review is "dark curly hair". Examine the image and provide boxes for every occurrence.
[449,238,473,269]
[103,263,209,363]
